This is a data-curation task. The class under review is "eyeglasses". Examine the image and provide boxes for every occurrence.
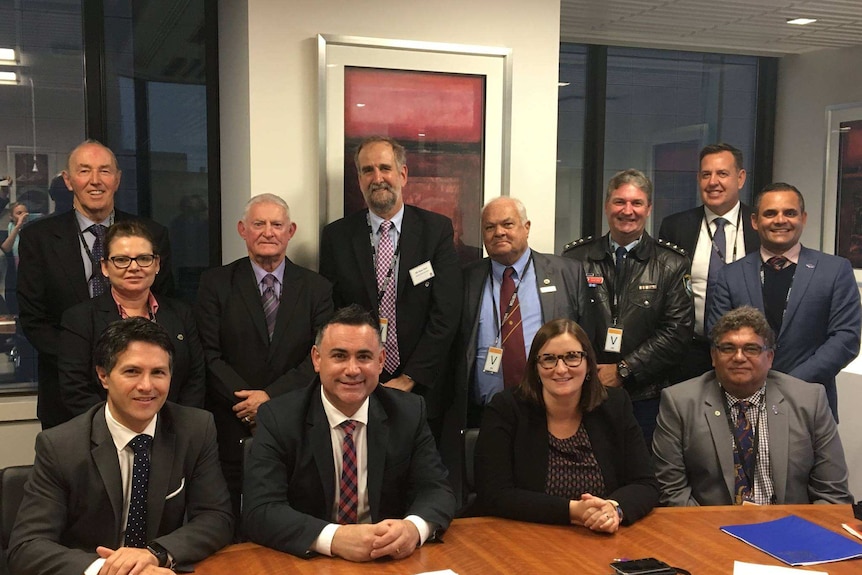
[713,343,770,358]
[537,351,587,369]
[106,254,157,269]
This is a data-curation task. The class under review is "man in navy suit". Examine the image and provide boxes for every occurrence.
[319,137,462,439]
[708,183,861,420]
[243,305,455,561]
[658,143,760,383]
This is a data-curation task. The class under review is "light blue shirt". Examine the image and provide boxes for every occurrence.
[367,205,405,291]
[75,210,113,297]
[474,248,542,406]
[250,258,285,299]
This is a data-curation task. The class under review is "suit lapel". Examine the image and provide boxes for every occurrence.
[779,247,815,337]
[531,251,558,322]
[464,260,491,368]
[681,209,703,256]
[703,383,736,501]
[349,211,379,306]
[366,394,388,520]
[309,393,336,518]
[269,257,301,356]
[396,206,422,298]
[147,412,176,541]
[51,211,91,300]
[90,407,124,544]
[765,377,788,503]
[743,255,765,309]
[236,259,270,345]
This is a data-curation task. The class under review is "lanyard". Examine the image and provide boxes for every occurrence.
[367,216,401,306]
[703,207,741,264]
[724,398,762,494]
[489,256,533,347]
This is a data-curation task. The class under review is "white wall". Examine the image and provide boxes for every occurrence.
[775,45,862,499]
[218,0,562,268]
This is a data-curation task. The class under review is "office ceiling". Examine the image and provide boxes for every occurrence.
[560,0,862,55]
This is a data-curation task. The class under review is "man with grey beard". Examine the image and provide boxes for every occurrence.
[319,136,462,441]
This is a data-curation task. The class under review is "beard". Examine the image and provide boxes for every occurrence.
[365,182,399,214]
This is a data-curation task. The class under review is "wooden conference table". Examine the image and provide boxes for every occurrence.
[196,505,860,574]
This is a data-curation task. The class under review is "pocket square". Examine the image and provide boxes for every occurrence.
[165,477,185,500]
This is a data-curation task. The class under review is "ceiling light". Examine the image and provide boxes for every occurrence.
[787,18,817,25]
[558,82,570,87]
[0,71,18,83]
[0,48,16,63]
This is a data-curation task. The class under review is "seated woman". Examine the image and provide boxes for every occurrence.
[58,220,205,418]
[475,318,659,532]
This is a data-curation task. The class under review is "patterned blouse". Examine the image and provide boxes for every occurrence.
[544,426,606,499]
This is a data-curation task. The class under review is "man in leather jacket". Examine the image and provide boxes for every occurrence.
[563,169,693,447]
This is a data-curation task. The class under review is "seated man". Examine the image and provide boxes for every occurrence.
[653,306,852,507]
[8,318,233,575]
[244,304,455,561]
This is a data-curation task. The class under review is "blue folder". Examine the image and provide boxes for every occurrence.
[720,514,862,566]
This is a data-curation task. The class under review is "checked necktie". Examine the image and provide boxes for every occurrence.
[336,420,359,524]
[261,273,279,341]
[500,266,525,388]
[376,221,400,374]
[125,434,152,548]
[88,224,109,297]
[706,217,728,323]
[732,401,754,505]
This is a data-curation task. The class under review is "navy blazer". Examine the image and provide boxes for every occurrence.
[243,382,456,558]
[707,246,861,418]
[58,292,205,420]
[658,203,760,261]
[475,387,659,525]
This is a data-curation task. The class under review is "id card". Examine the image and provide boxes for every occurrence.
[604,327,623,352]
[379,317,389,343]
[409,260,435,285]
[483,347,503,373]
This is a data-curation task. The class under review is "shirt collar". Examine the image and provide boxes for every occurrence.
[75,209,114,229]
[491,247,532,281]
[250,257,286,286]
[760,242,801,266]
[721,382,767,408]
[367,204,405,235]
[609,235,641,253]
[105,402,158,452]
[320,385,370,428]
[704,202,741,227]
[113,290,160,319]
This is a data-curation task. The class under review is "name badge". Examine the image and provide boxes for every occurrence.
[586,275,603,287]
[483,347,503,373]
[604,327,623,353]
[409,261,435,285]
[379,317,389,343]
[539,285,557,293]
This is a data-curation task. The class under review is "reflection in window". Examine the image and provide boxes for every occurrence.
[555,45,587,250]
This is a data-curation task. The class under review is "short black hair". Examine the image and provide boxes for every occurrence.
[753,182,806,214]
[699,143,744,171]
[315,304,381,346]
[94,317,174,374]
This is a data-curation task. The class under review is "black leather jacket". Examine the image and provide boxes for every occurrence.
[562,232,693,401]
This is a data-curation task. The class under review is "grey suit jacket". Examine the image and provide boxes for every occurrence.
[652,370,852,507]
[454,250,591,421]
[8,403,234,575]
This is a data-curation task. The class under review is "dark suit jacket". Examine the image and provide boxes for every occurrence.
[58,292,205,420]
[652,370,852,506]
[319,205,462,418]
[194,257,333,464]
[657,203,760,261]
[18,209,173,428]
[243,382,456,558]
[7,402,233,575]
[456,250,591,422]
[707,247,862,418]
[475,387,659,525]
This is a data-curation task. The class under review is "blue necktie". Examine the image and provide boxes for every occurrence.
[125,434,152,548]
[705,217,727,323]
[614,246,628,281]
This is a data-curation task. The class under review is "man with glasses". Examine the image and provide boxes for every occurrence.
[18,140,173,429]
[653,306,851,507]
[707,183,861,421]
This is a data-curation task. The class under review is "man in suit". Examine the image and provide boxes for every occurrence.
[243,305,455,561]
[707,183,861,420]
[659,143,760,382]
[653,306,852,506]
[319,136,462,438]
[459,196,590,426]
[18,140,173,429]
[563,169,693,447]
[8,318,233,575]
[195,193,333,521]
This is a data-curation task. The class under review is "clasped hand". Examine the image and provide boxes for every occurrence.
[569,493,620,534]
[96,546,173,575]
[331,519,420,562]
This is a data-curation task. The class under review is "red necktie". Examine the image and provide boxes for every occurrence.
[336,420,359,524]
[376,221,400,373]
[500,267,526,388]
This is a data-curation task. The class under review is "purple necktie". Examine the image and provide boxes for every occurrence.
[261,274,279,340]
[336,420,359,524]
[376,221,399,373]
[732,401,754,504]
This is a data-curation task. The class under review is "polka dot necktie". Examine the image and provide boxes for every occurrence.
[125,434,152,548]
[336,420,359,524]
[88,224,108,297]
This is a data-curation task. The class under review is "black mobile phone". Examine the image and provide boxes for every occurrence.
[610,558,675,575]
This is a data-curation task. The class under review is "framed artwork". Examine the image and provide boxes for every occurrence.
[823,103,862,282]
[318,34,513,263]
[5,146,60,218]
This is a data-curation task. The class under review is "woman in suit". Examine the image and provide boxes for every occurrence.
[475,318,658,531]
[58,220,205,420]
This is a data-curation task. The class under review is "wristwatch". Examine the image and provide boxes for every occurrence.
[616,361,631,380]
[147,541,174,570]
[607,499,625,522]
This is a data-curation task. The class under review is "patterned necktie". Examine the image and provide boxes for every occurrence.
[261,273,279,341]
[706,217,728,323]
[766,256,788,271]
[732,401,754,505]
[376,221,400,373]
[500,266,526,388]
[88,224,108,297]
[125,434,152,548]
[336,420,359,524]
